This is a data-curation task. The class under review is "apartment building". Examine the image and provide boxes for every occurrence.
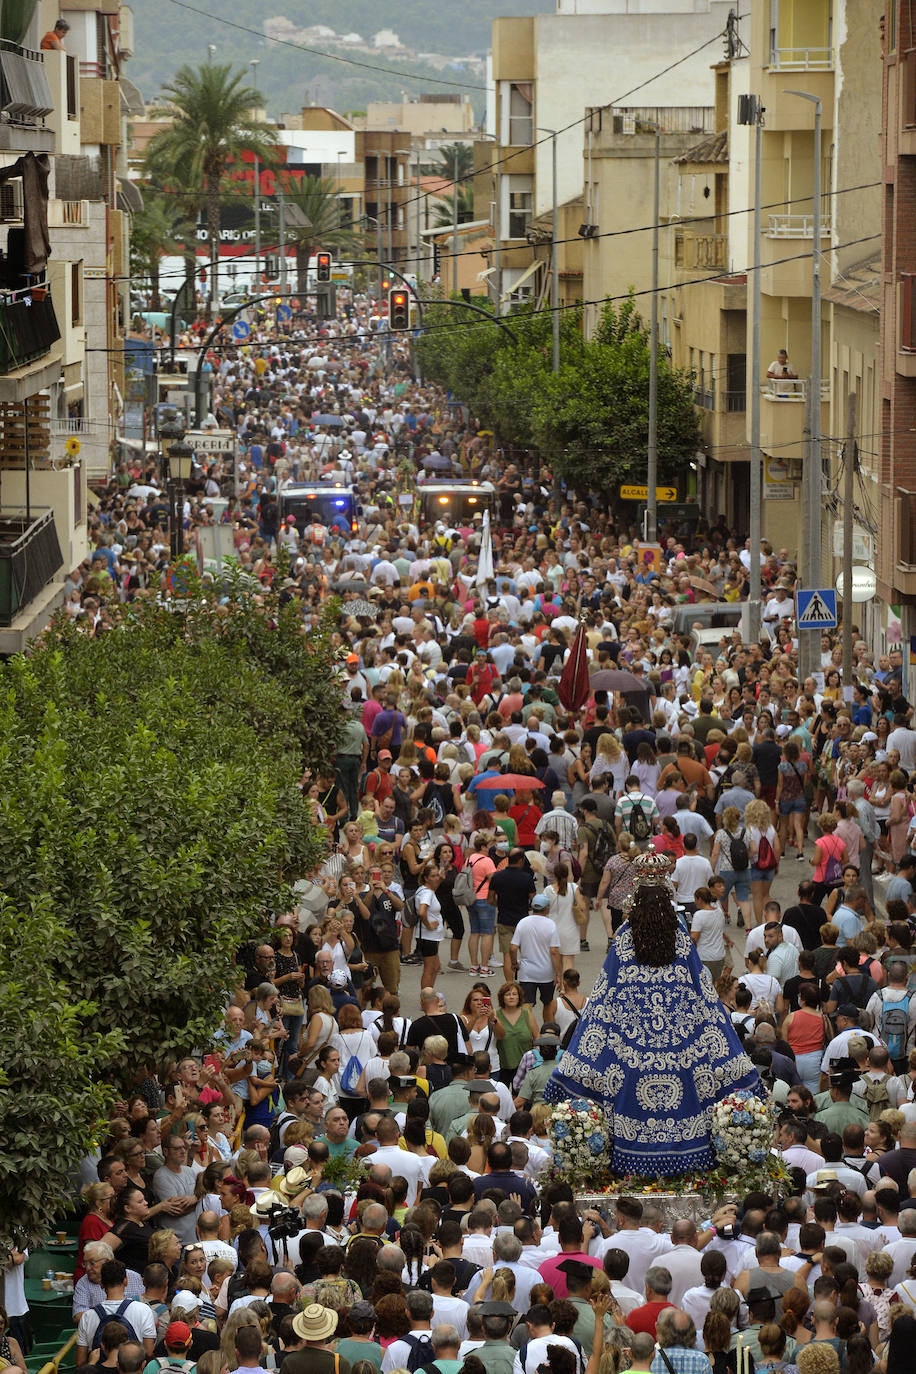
[485,0,735,310]
[0,0,133,652]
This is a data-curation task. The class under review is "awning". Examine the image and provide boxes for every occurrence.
[117,176,143,215]
[500,259,541,303]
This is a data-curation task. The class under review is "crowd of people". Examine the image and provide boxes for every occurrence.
[7,294,916,1374]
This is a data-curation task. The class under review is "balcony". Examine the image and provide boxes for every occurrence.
[693,384,716,410]
[724,390,747,412]
[898,490,916,568]
[0,42,54,151]
[0,506,63,634]
[759,377,829,452]
[0,290,62,402]
[675,230,727,271]
[768,47,833,71]
[766,214,833,238]
[898,273,916,376]
[48,198,88,228]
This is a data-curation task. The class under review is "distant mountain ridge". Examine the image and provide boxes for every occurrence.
[131,0,554,118]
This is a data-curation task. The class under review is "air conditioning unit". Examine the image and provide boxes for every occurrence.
[0,180,24,223]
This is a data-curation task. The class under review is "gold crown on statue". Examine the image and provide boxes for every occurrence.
[631,849,675,890]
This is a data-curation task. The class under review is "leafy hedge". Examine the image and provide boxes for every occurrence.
[0,583,342,1258]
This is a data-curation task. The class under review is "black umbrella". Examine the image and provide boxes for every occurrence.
[340,598,378,619]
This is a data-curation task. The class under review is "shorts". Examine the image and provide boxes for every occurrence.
[469,899,496,934]
[521,979,555,1006]
[444,905,465,940]
[416,938,442,958]
[779,797,806,815]
[580,879,599,899]
[497,925,516,954]
[718,869,751,903]
[749,865,776,883]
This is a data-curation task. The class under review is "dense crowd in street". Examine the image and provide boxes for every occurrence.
[8,291,916,1374]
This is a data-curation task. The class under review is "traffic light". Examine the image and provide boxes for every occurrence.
[316,251,331,282]
[381,276,390,294]
[316,282,337,321]
[432,242,441,276]
[389,288,410,331]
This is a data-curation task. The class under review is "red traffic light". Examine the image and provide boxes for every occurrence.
[316,252,331,282]
[389,288,410,330]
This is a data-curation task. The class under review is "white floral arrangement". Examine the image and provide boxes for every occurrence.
[711,1090,774,1174]
[548,1097,612,1185]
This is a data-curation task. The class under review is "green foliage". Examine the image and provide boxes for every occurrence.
[276,174,364,293]
[0,587,344,1259]
[416,295,699,491]
[431,186,475,230]
[129,191,183,308]
[430,144,474,180]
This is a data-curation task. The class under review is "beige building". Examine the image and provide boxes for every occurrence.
[0,0,134,650]
[485,0,735,308]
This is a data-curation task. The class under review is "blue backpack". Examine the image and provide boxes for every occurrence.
[90,1300,140,1351]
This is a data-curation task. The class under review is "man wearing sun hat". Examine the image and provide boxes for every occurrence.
[281,1305,349,1374]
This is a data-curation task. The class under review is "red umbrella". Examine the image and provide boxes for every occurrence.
[558,621,590,711]
[472,774,546,790]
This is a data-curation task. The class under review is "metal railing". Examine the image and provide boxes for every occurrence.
[766,214,833,238]
[0,291,60,373]
[50,417,94,435]
[760,376,830,401]
[590,105,715,135]
[768,47,833,71]
[0,508,63,626]
[724,390,747,412]
[693,385,716,410]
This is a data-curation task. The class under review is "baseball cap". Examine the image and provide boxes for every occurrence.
[378,749,393,760]
[531,893,551,911]
[329,969,350,988]
[836,1003,860,1020]
[283,1145,309,1168]
[165,1322,192,1347]
[346,653,360,664]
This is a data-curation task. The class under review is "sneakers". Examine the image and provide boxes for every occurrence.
[476,966,494,977]
[448,960,468,971]
[400,952,422,965]
[580,939,590,952]
[796,852,805,860]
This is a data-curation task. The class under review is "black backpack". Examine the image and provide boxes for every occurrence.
[729,827,750,871]
[627,800,651,842]
[404,1333,437,1373]
[588,820,615,868]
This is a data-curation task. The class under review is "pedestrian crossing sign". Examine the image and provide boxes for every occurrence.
[796,588,837,628]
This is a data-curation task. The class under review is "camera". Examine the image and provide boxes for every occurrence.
[716,1223,737,1240]
[263,1202,302,1240]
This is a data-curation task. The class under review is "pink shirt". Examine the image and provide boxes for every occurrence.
[537,1250,602,1298]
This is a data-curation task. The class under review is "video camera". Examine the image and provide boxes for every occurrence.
[827,1056,859,1090]
[262,1201,302,1241]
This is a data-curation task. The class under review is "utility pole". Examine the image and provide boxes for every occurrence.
[551,131,559,373]
[787,89,823,684]
[277,188,287,294]
[250,59,261,293]
[494,165,502,313]
[841,391,857,686]
[738,94,765,644]
[646,125,660,545]
[452,147,459,294]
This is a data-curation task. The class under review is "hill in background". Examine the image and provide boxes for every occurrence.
[130,0,554,118]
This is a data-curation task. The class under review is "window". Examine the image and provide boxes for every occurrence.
[73,462,83,525]
[888,0,897,52]
[726,353,747,411]
[71,261,82,326]
[507,83,533,146]
[506,176,533,239]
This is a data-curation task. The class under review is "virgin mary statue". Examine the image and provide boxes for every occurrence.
[544,850,760,1176]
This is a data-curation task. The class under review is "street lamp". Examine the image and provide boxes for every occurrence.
[785,87,823,685]
[159,410,191,561]
[250,59,261,293]
[166,437,194,562]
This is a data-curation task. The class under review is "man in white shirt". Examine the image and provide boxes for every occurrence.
[511,895,561,1006]
[461,1212,494,1268]
[368,1116,427,1205]
[659,1220,705,1305]
[672,836,713,909]
[75,1260,156,1366]
[888,716,916,772]
[763,922,800,985]
[591,1199,673,1294]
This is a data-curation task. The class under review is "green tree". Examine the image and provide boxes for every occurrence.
[129,190,182,309]
[431,185,475,229]
[276,173,363,295]
[0,584,343,1258]
[433,143,473,180]
[145,63,278,313]
[533,298,701,492]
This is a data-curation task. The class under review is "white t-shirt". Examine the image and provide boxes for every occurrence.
[77,1297,156,1350]
[672,853,714,901]
[416,885,445,941]
[739,972,782,1009]
[512,913,560,983]
[691,906,727,961]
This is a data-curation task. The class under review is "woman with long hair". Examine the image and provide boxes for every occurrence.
[745,797,782,927]
[460,984,501,1073]
[494,981,538,1087]
[541,860,587,971]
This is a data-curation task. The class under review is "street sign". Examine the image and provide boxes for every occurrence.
[656,502,700,519]
[276,303,292,322]
[620,484,678,501]
[835,566,878,603]
[796,588,838,629]
[185,429,235,454]
[832,523,873,562]
[232,320,250,340]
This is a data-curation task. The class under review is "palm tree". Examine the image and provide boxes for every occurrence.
[145,63,278,315]
[276,173,362,294]
[433,143,473,181]
[129,191,181,310]
[432,185,475,229]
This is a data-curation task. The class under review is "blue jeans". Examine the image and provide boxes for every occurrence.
[470,899,496,934]
[718,868,751,903]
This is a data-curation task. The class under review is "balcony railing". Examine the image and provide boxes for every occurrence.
[48,198,88,227]
[760,377,830,401]
[591,105,715,136]
[50,417,92,436]
[0,290,61,374]
[0,41,53,125]
[675,230,728,270]
[766,214,833,238]
[724,390,747,412]
[0,507,63,625]
[768,47,833,71]
[693,385,716,410]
